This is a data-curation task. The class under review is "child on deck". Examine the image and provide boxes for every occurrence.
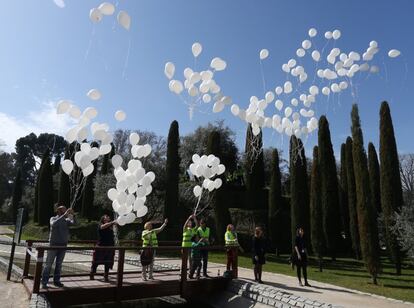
[189,234,206,279]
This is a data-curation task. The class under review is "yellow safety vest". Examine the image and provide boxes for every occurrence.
[197,227,210,240]
[142,230,158,247]
[225,231,238,246]
[182,227,195,247]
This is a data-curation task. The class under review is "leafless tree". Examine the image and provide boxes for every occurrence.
[399,154,414,207]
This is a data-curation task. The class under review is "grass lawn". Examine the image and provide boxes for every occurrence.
[209,252,414,303]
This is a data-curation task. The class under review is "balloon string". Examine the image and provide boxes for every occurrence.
[193,189,203,215]
[84,25,96,61]
[122,37,132,80]
[259,60,266,95]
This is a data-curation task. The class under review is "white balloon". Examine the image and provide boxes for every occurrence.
[82,164,94,177]
[291,98,298,106]
[136,205,148,218]
[324,31,333,39]
[284,81,292,94]
[230,104,240,116]
[201,94,210,103]
[214,178,222,189]
[200,70,214,81]
[309,85,319,96]
[193,185,202,197]
[107,188,118,201]
[77,127,88,142]
[87,89,101,101]
[99,144,111,155]
[210,57,227,71]
[388,49,401,58]
[302,40,312,50]
[57,100,71,114]
[265,91,274,103]
[164,62,175,79]
[282,63,290,73]
[331,83,340,93]
[188,85,199,97]
[115,110,127,122]
[299,73,308,83]
[98,2,115,15]
[61,159,73,175]
[112,154,123,169]
[359,63,370,72]
[212,102,225,113]
[117,11,131,30]
[217,164,226,175]
[89,8,103,23]
[370,65,379,73]
[311,50,320,62]
[322,87,330,96]
[129,132,140,145]
[284,107,293,118]
[349,51,361,61]
[192,42,203,57]
[308,28,317,37]
[275,99,283,111]
[69,105,81,119]
[296,48,305,57]
[275,86,283,95]
[339,81,348,90]
[259,49,269,60]
[332,29,341,40]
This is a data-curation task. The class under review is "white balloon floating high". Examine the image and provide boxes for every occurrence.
[98,2,115,15]
[192,42,203,57]
[87,89,101,101]
[89,8,103,23]
[114,110,127,122]
[164,62,175,79]
[117,11,131,30]
[260,49,269,60]
[388,49,401,58]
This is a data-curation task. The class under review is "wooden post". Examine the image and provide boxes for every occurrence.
[117,248,125,288]
[232,247,238,279]
[23,240,33,278]
[180,248,188,282]
[33,248,44,294]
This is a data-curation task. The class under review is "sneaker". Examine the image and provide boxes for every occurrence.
[305,282,311,287]
[41,284,48,290]
[299,281,303,287]
[258,280,264,284]
[203,273,210,278]
[148,276,154,280]
[142,276,147,281]
[188,275,194,279]
[53,282,64,288]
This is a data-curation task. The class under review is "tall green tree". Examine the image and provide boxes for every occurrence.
[289,136,308,248]
[351,104,381,284]
[101,144,115,175]
[268,149,283,255]
[37,151,54,226]
[53,154,61,174]
[34,149,50,223]
[11,168,23,222]
[345,137,361,259]
[81,143,98,221]
[310,146,324,271]
[339,143,351,251]
[245,124,265,210]
[164,121,180,224]
[379,101,403,275]
[58,147,71,208]
[318,116,341,260]
[368,143,381,215]
[207,131,230,243]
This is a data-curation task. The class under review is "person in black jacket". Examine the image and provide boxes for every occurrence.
[252,226,266,283]
[294,227,311,287]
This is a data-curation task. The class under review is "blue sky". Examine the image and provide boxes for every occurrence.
[0,0,413,158]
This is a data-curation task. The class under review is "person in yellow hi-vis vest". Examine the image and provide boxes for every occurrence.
[141,218,168,281]
[197,219,210,277]
[225,224,238,272]
[182,214,198,269]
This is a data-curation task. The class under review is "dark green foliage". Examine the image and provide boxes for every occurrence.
[368,143,381,215]
[379,101,403,275]
[318,116,341,260]
[345,137,361,259]
[207,131,230,244]
[351,104,381,284]
[58,147,71,208]
[37,151,54,226]
[34,149,50,223]
[164,121,181,224]
[289,136,308,249]
[11,168,23,222]
[101,144,114,175]
[53,154,61,174]
[339,143,351,251]
[244,124,265,210]
[81,143,98,221]
[310,146,324,271]
[268,149,283,255]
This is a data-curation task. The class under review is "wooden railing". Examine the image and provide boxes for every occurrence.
[23,241,239,295]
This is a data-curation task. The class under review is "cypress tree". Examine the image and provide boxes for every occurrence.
[268,149,283,256]
[368,143,381,215]
[81,143,98,221]
[58,146,71,208]
[351,104,381,284]
[290,136,308,249]
[37,152,54,226]
[339,143,351,251]
[34,149,50,223]
[310,146,324,271]
[345,137,361,259]
[53,154,61,174]
[379,101,403,275]
[207,131,230,244]
[101,144,114,175]
[244,124,265,210]
[164,121,180,224]
[299,140,310,247]
[318,116,341,260]
[11,168,23,222]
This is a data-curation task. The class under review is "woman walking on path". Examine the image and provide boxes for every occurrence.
[225,224,238,272]
[90,215,116,282]
[182,214,198,269]
[295,227,311,287]
[141,218,168,281]
[252,226,266,283]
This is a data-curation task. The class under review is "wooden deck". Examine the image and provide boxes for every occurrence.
[22,241,237,307]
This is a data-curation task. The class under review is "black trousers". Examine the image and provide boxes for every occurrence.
[296,253,308,282]
[201,250,208,275]
[189,258,202,277]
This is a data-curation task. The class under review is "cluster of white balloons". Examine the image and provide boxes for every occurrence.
[107,132,155,226]
[189,154,225,198]
[165,42,231,119]
[229,28,401,139]
[89,2,131,30]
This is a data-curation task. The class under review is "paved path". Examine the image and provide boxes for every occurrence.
[0,271,29,308]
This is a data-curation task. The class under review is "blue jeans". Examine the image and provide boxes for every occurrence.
[41,249,66,285]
